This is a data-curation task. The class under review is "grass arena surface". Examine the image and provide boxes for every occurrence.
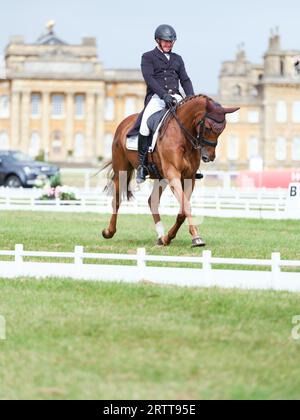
[0,211,300,399]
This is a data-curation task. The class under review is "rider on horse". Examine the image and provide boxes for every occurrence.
[136,24,195,183]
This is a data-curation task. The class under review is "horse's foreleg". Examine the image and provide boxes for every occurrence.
[163,175,205,247]
[164,178,198,245]
[148,179,168,245]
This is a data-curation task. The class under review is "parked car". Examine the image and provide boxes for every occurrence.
[0,151,60,188]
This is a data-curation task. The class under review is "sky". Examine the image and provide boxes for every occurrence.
[1,0,300,94]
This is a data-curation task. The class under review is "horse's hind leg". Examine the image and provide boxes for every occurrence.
[102,164,134,240]
[102,174,121,239]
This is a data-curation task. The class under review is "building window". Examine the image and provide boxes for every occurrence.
[232,85,242,97]
[0,95,10,118]
[124,97,136,118]
[74,133,85,157]
[276,101,287,123]
[51,94,64,118]
[248,110,260,123]
[226,110,240,124]
[292,101,300,123]
[105,98,115,121]
[0,131,9,150]
[292,137,300,161]
[75,94,85,118]
[247,137,259,159]
[29,132,40,158]
[51,131,63,155]
[250,87,258,97]
[276,137,287,161]
[227,135,239,161]
[31,93,41,117]
[104,133,113,159]
[280,59,285,76]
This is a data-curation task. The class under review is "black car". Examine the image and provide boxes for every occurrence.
[0,151,60,188]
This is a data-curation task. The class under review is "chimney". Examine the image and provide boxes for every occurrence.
[9,35,24,45]
[82,37,96,46]
[268,27,281,51]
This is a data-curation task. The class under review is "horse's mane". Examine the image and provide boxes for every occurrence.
[176,94,210,109]
[159,94,210,137]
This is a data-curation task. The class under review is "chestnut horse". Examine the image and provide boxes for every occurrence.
[102,95,239,247]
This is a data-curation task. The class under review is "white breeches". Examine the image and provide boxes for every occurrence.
[140,94,182,136]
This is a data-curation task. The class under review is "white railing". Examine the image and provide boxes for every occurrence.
[1,245,300,292]
[0,186,289,200]
[0,187,293,219]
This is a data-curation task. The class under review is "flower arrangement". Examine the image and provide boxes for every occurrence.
[38,186,78,201]
[38,174,79,202]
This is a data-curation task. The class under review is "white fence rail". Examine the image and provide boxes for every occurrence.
[0,187,294,219]
[1,245,300,292]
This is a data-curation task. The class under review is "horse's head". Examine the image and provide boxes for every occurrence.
[197,100,240,163]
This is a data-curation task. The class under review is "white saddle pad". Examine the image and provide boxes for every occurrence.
[126,111,170,152]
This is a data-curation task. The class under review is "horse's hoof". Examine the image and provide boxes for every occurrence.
[102,229,114,239]
[192,236,206,248]
[156,238,164,246]
[161,235,171,246]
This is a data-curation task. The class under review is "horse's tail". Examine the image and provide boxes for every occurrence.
[101,160,135,202]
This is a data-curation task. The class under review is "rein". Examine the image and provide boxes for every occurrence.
[168,100,223,150]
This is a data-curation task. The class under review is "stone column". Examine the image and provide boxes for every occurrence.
[116,95,124,123]
[42,92,50,160]
[10,91,21,149]
[20,92,30,153]
[86,93,96,160]
[66,93,74,154]
[95,92,105,159]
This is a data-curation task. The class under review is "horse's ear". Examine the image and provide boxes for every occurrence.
[222,107,240,114]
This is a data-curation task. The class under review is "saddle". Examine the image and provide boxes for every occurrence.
[126,109,169,152]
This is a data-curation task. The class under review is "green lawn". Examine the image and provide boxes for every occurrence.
[0,212,300,400]
[1,280,300,400]
[0,211,299,260]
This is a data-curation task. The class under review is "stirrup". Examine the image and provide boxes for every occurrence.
[136,165,149,184]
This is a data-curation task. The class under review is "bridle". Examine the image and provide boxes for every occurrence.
[168,104,224,150]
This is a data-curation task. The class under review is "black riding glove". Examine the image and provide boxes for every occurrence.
[163,94,177,108]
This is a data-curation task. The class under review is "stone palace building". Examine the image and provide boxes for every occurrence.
[0,22,145,163]
[0,23,300,169]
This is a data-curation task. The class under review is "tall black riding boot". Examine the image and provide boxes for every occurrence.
[136,134,150,184]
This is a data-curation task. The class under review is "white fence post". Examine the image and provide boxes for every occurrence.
[15,244,24,264]
[84,172,90,191]
[223,172,231,189]
[271,252,281,290]
[74,246,84,265]
[203,250,212,283]
[137,248,146,281]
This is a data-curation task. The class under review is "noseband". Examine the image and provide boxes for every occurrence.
[169,106,224,150]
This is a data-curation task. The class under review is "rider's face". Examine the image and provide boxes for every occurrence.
[158,39,175,53]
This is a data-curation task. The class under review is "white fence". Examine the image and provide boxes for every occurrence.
[1,244,300,292]
[0,187,295,219]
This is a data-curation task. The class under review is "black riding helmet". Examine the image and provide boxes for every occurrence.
[154,24,177,42]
